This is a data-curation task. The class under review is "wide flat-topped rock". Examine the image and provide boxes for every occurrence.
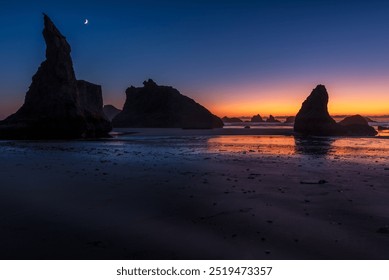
[112,79,223,129]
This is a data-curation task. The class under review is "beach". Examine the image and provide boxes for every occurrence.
[1,128,389,259]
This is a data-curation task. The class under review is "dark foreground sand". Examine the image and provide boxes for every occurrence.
[0,128,389,259]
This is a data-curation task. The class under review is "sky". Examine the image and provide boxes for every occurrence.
[1,0,389,119]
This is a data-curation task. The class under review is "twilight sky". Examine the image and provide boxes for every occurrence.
[1,0,389,119]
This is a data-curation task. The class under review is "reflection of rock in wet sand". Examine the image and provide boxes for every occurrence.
[1,131,389,260]
[294,136,335,156]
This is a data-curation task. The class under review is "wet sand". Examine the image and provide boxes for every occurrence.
[113,127,295,136]
[0,128,389,259]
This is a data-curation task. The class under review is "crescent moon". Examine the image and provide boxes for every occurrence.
[84,19,89,25]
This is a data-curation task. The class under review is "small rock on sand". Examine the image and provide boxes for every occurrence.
[377,226,389,234]
[300,179,328,185]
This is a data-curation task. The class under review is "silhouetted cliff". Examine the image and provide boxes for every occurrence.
[0,14,111,139]
[112,79,223,129]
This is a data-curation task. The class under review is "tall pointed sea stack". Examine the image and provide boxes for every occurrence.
[0,14,111,139]
[294,85,340,135]
[294,85,377,136]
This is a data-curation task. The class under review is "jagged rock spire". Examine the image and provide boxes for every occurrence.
[0,14,111,139]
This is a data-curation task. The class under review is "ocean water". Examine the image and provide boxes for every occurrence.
[205,135,389,163]
[223,116,389,137]
[1,119,388,165]
[105,131,389,165]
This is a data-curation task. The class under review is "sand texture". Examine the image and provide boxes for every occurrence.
[0,129,389,259]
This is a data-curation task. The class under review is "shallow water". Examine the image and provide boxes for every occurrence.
[108,133,389,164]
[224,117,389,137]
[206,135,389,162]
[1,130,389,259]
[1,132,389,165]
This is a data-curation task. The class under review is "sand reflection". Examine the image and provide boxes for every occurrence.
[206,136,296,156]
[206,135,389,161]
[294,136,334,156]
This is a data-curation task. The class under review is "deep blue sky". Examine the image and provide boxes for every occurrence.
[1,0,389,118]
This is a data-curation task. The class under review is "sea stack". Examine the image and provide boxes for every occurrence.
[251,114,264,122]
[266,115,280,123]
[294,85,377,136]
[0,14,111,139]
[294,85,341,136]
[112,79,223,129]
[339,115,377,136]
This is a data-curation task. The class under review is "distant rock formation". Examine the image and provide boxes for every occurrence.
[222,116,243,123]
[339,115,378,136]
[365,117,376,123]
[294,85,377,136]
[378,126,389,131]
[251,114,264,122]
[112,79,223,129]
[0,14,111,139]
[284,116,295,123]
[266,115,280,123]
[103,105,122,121]
[339,115,369,126]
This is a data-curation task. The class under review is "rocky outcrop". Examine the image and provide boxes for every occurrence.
[222,116,243,123]
[77,80,111,135]
[364,117,376,123]
[339,115,377,136]
[294,85,377,136]
[284,116,295,123]
[294,85,342,136]
[266,115,280,123]
[251,114,264,122]
[0,14,111,139]
[112,79,223,129]
[339,115,369,126]
[103,105,122,121]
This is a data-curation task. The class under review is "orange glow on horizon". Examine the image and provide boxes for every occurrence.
[200,82,389,118]
[210,100,389,118]
[1,81,389,120]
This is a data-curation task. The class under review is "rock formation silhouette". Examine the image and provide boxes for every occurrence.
[266,115,280,123]
[378,126,389,131]
[0,14,111,139]
[284,116,296,123]
[251,114,264,122]
[222,116,243,123]
[294,85,377,136]
[103,105,122,121]
[339,115,368,126]
[339,115,377,136]
[112,79,223,129]
[294,85,341,135]
[364,117,376,123]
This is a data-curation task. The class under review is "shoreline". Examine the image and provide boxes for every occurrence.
[111,127,388,139]
[0,131,389,259]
